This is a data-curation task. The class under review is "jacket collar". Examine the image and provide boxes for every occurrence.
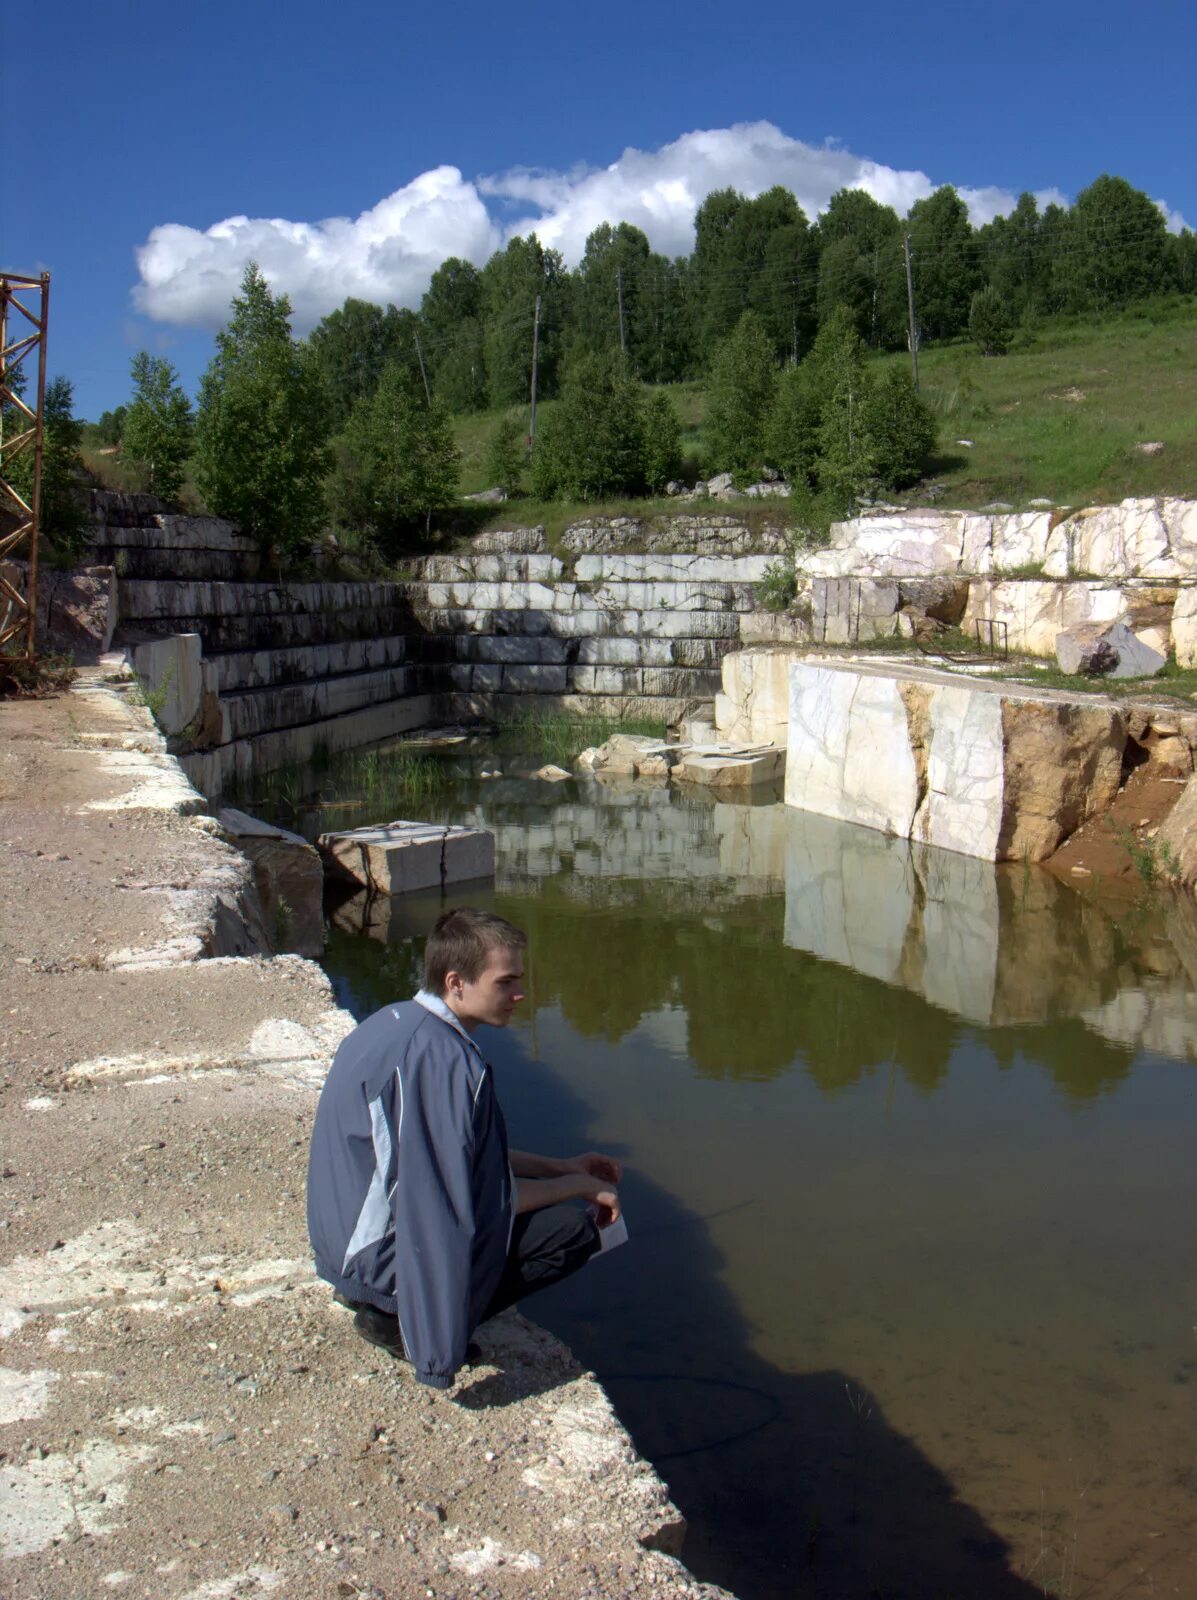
[414,989,483,1058]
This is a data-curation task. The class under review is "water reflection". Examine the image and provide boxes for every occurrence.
[324,780,1197,1093]
[309,764,1197,1598]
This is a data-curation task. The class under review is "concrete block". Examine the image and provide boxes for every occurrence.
[218,806,324,958]
[674,747,786,789]
[130,633,204,736]
[471,663,503,691]
[319,821,495,896]
[501,664,569,693]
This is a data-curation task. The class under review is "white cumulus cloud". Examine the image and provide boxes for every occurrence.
[1154,197,1191,233]
[133,166,500,329]
[134,121,1165,331]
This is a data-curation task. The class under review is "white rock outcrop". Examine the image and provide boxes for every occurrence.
[786,661,1126,862]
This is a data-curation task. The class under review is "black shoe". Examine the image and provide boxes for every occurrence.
[351,1303,481,1368]
[353,1304,408,1358]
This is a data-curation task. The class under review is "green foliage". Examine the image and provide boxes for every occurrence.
[485,413,526,496]
[693,187,812,363]
[121,353,193,497]
[94,406,127,447]
[907,185,983,341]
[6,375,86,555]
[814,322,876,505]
[757,558,798,612]
[529,350,649,500]
[492,708,667,764]
[705,311,776,474]
[814,190,906,349]
[195,264,331,558]
[1108,820,1178,889]
[763,311,935,505]
[480,235,568,408]
[969,286,1013,356]
[861,366,936,489]
[640,390,682,493]
[765,364,822,486]
[331,363,460,550]
[308,297,418,424]
[421,259,488,412]
[1067,174,1170,312]
[573,222,690,383]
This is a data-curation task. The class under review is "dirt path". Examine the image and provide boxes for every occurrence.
[0,676,730,1600]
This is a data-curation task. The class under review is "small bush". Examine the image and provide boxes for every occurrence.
[757,559,799,612]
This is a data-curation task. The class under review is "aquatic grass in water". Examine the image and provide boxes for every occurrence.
[229,743,449,824]
[492,708,667,765]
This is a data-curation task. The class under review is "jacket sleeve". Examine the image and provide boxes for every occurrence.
[391,1042,483,1389]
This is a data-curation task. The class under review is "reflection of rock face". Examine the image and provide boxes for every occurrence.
[781,807,1197,1036]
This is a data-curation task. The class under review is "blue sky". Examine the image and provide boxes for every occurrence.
[6,0,1195,419]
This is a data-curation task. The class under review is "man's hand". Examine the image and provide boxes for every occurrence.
[582,1177,621,1228]
[565,1151,623,1184]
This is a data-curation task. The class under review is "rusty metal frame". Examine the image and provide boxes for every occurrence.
[0,272,50,661]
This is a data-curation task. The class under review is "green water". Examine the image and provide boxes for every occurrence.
[261,747,1197,1600]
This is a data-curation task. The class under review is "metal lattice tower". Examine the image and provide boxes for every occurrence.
[0,272,51,661]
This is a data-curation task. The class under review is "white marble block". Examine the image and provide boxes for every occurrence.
[319,821,495,895]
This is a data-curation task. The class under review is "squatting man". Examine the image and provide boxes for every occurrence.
[307,907,623,1388]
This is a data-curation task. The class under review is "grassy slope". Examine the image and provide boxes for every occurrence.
[454,300,1197,525]
[82,300,1196,536]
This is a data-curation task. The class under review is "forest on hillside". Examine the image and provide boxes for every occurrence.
[52,172,1197,558]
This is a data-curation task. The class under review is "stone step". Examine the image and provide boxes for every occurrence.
[119,577,409,618]
[407,632,735,670]
[414,662,720,698]
[182,692,435,797]
[419,605,742,641]
[433,690,710,726]
[405,577,759,613]
[118,604,415,653]
[209,635,409,693]
[91,543,262,581]
[219,662,415,740]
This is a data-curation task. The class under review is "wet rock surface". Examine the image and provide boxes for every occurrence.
[0,679,732,1600]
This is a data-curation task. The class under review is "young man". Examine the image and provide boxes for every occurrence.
[307,906,621,1390]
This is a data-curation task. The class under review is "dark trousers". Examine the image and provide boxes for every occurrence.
[481,1204,600,1323]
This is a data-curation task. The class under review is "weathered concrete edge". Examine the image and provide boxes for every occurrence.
[64,672,730,1593]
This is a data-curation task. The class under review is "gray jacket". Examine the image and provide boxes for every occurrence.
[307,992,513,1388]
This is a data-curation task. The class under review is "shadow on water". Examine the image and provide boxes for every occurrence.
[329,913,1045,1600]
[494,1029,1045,1600]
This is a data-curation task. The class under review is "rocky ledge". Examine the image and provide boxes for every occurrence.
[0,677,732,1600]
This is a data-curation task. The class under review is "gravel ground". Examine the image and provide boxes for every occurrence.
[0,675,734,1600]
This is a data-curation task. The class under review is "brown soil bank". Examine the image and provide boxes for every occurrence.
[0,677,732,1600]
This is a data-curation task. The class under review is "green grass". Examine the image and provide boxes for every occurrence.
[82,298,1197,555]
[451,299,1197,533]
[491,708,668,764]
[876,296,1197,509]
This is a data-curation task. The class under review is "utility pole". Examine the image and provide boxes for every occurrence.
[413,330,432,406]
[616,268,626,355]
[528,293,542,445]
[903,233,920,391]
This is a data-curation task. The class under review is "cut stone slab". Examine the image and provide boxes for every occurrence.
[674,747,786,789]
[218,806,324,959]
[786,660,1126,862]
[587,733,681,777]
[319,820,495,895]
[1055,620,1166,679]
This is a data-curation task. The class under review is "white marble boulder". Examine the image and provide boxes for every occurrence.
[1055,621,1166,679]
[319,821,495,896]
